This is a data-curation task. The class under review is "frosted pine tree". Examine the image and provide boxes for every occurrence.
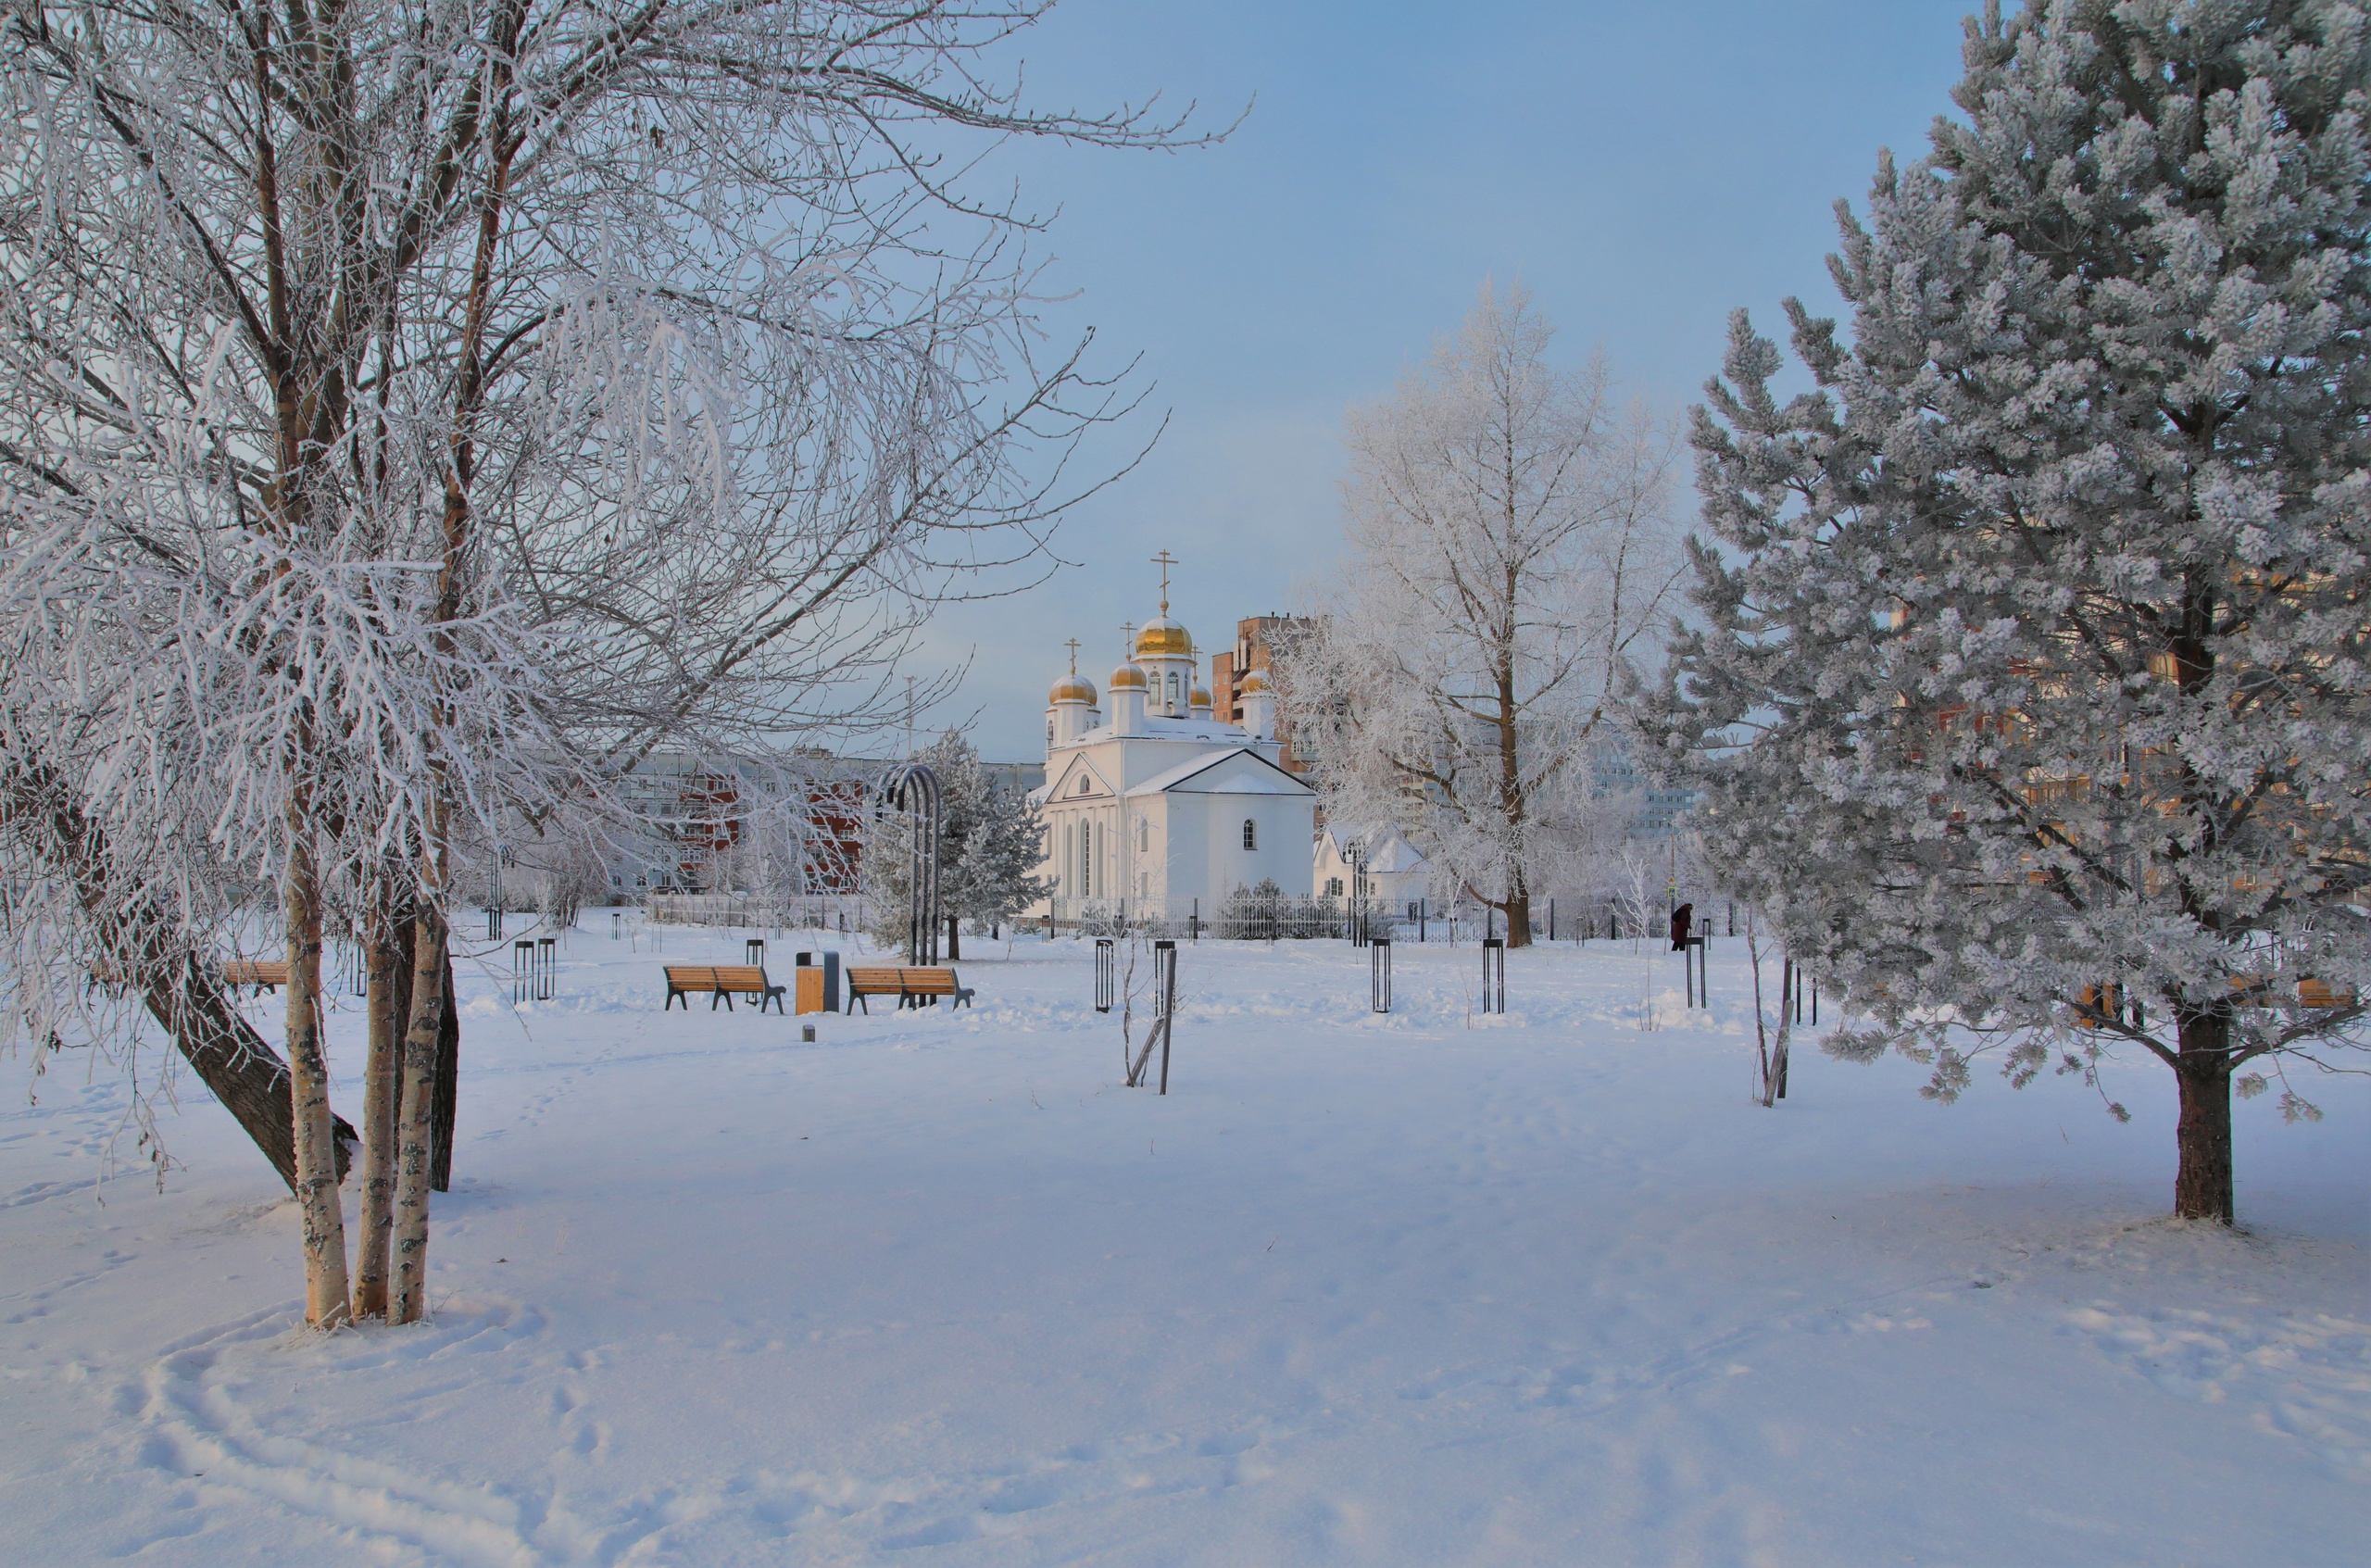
[945,760,1049,950]
[1653,0,2370,1223]
[865,733,1046,959]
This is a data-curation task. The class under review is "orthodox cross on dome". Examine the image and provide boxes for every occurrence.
[1064,637,1081,675]
[1150,550,1178,614]
[1121,621,1135,659]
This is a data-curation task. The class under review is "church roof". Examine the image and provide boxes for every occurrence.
[1321,822,1429,873]
[1124,746,1313,799]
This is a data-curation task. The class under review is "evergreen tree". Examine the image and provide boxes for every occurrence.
[947,764,1050,950]
[865,734,1045,959]
[1655,0,2369,1223]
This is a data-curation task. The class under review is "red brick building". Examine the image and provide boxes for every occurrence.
[1211,614,1320,775]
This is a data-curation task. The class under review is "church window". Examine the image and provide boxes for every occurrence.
[1167,671,1181,711]
[1074,776,1091,797]
[1242,818,1258,850]
[1325,877,1344,897]
[1137,819,1148,852]
[1047,719,1054,746]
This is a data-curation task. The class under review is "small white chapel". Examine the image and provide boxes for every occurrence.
[1029,569,1316,918]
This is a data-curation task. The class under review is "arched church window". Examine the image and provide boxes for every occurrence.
[1047,719,1054,746]
[1167,671,1182,710]
[1137,819,1148,852]
[1242,818,1258,851]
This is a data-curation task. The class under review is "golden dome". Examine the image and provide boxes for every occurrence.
[1189,685,1212,709]
[1048,672,1097,705]
[1134,616,1192,658]
[1237,669,1271,695]
[1107,662,1148,690]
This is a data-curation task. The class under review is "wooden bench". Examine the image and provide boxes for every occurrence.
[2299,977,2359,1010]
[663,964,785,1013]
[221,959,290,994]
[844,966,973,1013]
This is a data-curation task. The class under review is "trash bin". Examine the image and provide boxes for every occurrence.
[795,950,841,1014]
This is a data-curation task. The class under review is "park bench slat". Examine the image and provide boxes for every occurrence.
[221,959,290,993]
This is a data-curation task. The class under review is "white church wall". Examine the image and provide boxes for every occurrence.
[1188,790,1314,901]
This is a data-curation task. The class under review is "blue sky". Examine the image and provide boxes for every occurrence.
[909,0,1978,759]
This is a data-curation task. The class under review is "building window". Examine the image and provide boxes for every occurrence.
[610,874,623,888]
[1047,719,1054,746]
[1242,819,1258,850]
[1167,671,1181,710]
[1137,819,1148,851]
[1325,877,1344,897]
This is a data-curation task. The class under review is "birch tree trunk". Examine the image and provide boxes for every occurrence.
[282,813,352,1328]
[391,902,448,1324]
[353,895,405,1319]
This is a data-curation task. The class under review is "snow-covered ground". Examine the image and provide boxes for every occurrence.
[3,922,2365,1565]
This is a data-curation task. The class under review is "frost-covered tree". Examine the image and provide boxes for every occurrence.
[864,733,1045,959]
[945,762,1048,952]
[1280,283,1682,946]
[2,0,1205,1323]
[1653,0,2370,1223]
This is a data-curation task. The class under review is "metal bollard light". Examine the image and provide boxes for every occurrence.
[1480,937,1507,1014]
[1094,937,1115,1013]
[1372,937,1392,1013]
[1154,940,1177,1095]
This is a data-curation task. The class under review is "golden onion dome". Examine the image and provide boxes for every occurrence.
[1189,685,1212,709]
[1237,669,1271,695]
[1107,662,1148,691]
[1134,616,1193,658]
[1048,671,1097,705]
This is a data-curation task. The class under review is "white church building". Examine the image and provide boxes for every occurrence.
[1029,592,1316,922]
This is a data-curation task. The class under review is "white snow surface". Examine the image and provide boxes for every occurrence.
[3,925,2365,1565]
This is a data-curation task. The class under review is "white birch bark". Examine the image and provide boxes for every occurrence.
[282,813,352,1327]
[390,904,448,1326]
[353,897,403,1320]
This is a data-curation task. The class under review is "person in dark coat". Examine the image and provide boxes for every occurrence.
[1670,902,1693,951]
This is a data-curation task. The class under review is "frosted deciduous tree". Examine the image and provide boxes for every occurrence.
[2,0,1208,1323]
[1652,0,2370,1223]
[1280,283,1682,946]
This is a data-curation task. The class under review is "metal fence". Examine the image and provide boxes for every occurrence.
[1037,894,1737,945]
[645,892,866,932]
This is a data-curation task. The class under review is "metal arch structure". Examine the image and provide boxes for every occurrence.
[877,762,943,966]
